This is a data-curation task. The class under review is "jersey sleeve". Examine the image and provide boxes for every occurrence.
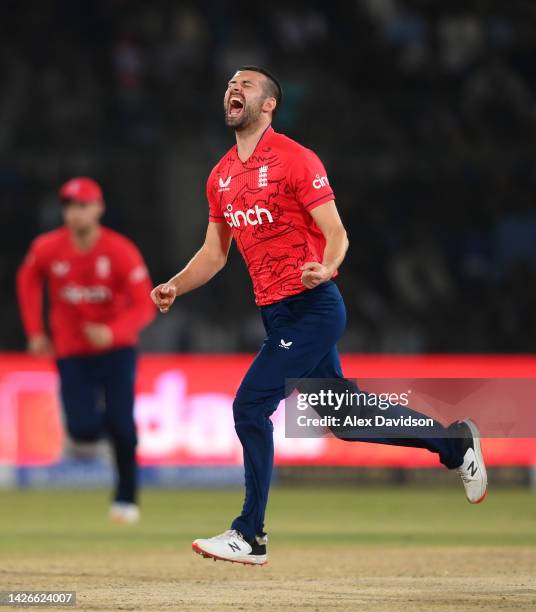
[289,148,335,212]
[207,167,225,223]
[106,239,155,342]
[16,239,47,337]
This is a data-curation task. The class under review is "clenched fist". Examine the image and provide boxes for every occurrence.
[300,262,332,289]
[150,283,177,313]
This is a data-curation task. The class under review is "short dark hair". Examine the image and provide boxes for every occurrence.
[238,65,283,115]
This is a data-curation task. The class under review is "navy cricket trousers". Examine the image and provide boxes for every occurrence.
[56,347,138,503]
[231,282,464,540]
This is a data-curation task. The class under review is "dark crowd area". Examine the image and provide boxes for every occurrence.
[1,0,536,353]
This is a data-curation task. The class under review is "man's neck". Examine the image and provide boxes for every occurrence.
[70,225,101,252]
[235,120,271,163]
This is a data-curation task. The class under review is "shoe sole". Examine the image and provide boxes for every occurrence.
[462,418,488,504]
[191,542,267,566]
[110,516,139,525]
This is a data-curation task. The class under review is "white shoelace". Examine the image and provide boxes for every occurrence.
[211,529,244,541]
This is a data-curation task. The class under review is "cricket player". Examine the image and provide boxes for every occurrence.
[17,177,155,523]
[151,67,487,564]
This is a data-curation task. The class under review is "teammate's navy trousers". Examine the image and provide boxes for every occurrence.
[56,347,138,504]
[230,282,465,541]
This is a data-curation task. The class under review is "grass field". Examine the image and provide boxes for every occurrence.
[1,487,535,610]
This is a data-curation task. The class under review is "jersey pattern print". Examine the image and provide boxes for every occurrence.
[207,126,336,306]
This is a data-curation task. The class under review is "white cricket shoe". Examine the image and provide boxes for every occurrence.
[192,530,268,565]
[109,502,140,524]
[453,418,488,504]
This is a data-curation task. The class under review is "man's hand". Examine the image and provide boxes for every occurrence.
[150,283,177,313]
[300,262,333,289]
[82,323,113,348]
[28,333,53,356]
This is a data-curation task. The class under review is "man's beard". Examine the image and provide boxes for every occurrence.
[71,223,94,238]
[224,99,262,131]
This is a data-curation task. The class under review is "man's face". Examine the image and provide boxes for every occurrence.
[62,200,104,234]
[223,70,271,130]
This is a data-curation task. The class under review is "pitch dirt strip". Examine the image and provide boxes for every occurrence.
[2,547,536,611]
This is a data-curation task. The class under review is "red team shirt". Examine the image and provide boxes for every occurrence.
[17,227,155,358]
[207,126,336,306]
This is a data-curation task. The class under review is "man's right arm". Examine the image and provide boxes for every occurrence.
[151,221,232,313]
[16,241,53,355]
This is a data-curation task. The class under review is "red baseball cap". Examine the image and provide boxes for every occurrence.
[58,177,103,204]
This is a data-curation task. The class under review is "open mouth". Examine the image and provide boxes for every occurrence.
[228,95,245,118]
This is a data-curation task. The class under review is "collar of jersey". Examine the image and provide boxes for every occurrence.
[234,124,274,166]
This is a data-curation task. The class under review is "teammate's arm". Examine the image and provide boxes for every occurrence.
[16,242,53,355]
[86,241,155,349]
[151,221,232,313]
[301,200,349,289]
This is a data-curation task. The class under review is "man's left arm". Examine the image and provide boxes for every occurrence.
[301,201,349,289]
[83,243,155,349]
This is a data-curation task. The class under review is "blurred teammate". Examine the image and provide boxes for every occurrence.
[17,177,155,523]
[151,67,487,564]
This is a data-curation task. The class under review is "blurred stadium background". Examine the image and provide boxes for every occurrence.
[2,0,536,354]
[1,2,536,609]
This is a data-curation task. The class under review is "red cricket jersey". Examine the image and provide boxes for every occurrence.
[207,126,336,306]
[17,226,155,358]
